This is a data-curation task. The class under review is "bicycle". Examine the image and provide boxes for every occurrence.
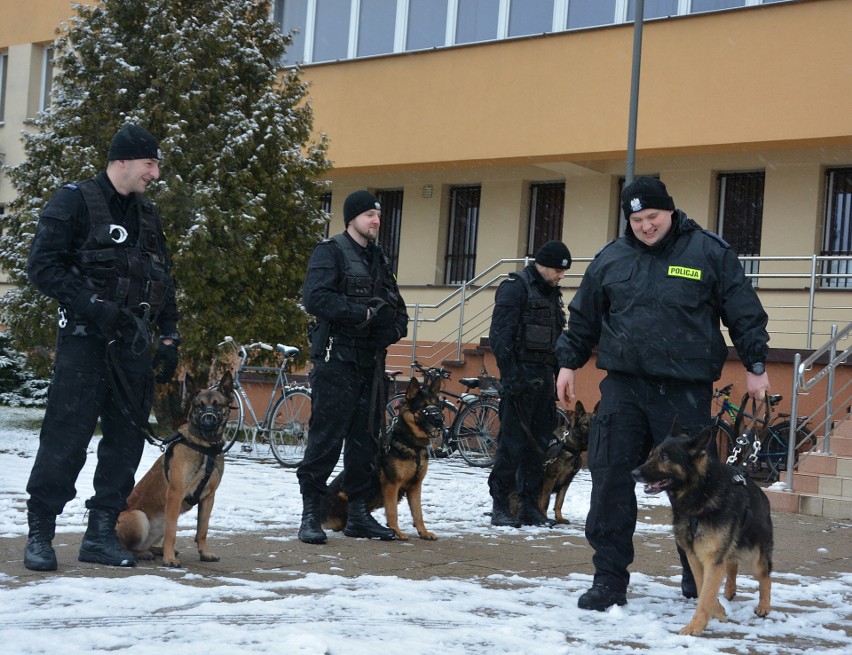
[386,361,573,467]
[710,383,815,481]
[215,336,311,467]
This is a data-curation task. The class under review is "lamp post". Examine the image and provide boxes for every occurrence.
[625,0,645,185]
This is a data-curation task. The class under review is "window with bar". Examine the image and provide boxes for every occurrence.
[376,189,404,276]
[320,191,332,239]
[717,171,765,280]
[822,167,852,289]
[527,182,565,257]
[445,185,481,285]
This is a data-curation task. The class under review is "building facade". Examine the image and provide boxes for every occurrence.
[1,0,850,355]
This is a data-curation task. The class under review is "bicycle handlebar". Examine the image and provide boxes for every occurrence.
[413,360,451,379]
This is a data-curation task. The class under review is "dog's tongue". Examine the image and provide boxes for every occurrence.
[643,480,669,495]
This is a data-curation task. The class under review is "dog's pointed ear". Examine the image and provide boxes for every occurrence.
[218,371,234,399]
[405,377,421,400]
[669,416,682,437]
[184,373,199,398]
[690,425,715,455]
[593,401,600,414]
[429,375,442,395]
[575,400,586,416]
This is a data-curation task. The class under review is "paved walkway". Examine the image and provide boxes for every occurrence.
[2,505,850,587]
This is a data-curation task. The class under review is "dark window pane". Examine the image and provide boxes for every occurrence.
[456,0,500,44]
[691,0,746,14]
[627,0,679,20]
[527,183,565,256]
[407,0,447,50]
[277,0,309,65]
[313,0,351,62]
[717,172,765,257]
[376,189,404,275]
[822,168,852,288]
[567,0,617,29]
[508,0,554,37]
[358,0,397,57]
[445,186,481,284]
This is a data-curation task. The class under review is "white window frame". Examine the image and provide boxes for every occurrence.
[39,45,54,112]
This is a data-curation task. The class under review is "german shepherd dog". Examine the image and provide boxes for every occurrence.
[632,424,773,636]
[116,372,234,567]
[323,376,444,540]
[538,400,597,524]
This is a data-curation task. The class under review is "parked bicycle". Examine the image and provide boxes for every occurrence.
[385,361,572,467]
[710,382,815,481]
[215,336,311,467]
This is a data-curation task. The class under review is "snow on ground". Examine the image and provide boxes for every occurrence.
[1,406,850,654]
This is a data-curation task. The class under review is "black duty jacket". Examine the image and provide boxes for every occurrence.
[556,210,769,383]
[27,171,178,338]
[302,232,408,365]
[490,263,564,379]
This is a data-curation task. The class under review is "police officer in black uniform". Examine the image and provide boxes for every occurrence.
[23,125,179,571]
[489,240,570,528]
[297,190,408,544]
[556,177,771,611]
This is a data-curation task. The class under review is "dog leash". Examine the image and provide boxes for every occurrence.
[728,393,770,469]
[104,338,164,449]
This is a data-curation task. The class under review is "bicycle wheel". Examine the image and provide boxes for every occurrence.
[453,399,500,467]
[764,423,816,482]
[221,389,245,454]
[268,388,312,467]
[712,420,736,463]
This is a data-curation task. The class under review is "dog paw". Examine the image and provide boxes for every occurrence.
[136,550,156,561]
[199,553,220,562]
[162,557,182,568]
[393,530,410,540]
[418,531,437,541]
[679,621,707,637]
[754,603,770,618]
[554,518,571,526]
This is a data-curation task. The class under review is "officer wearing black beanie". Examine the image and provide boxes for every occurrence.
[488,239,570,528]
[555,176,771,612]
[23,124,179,572]
[298,189,409,544]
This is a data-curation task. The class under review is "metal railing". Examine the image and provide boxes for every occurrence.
[390,254,852,373]
[784,322,852,492]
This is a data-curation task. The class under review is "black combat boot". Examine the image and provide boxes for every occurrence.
[516,499,555,528]
[24,512,58,571]
[490,497,519,527]
[78,508,136,567]
[298,494,328,545]
[343,497,396,540]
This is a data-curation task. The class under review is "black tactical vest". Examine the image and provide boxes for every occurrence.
[74,179,169,314]
[511,269,565,364]
[328,234,401,343]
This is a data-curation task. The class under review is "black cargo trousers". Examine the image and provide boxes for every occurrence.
[26,331,153,517]
[586,371,711,594]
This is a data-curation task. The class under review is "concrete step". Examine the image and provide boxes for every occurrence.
[764,488,852,520]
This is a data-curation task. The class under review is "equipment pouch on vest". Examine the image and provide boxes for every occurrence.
[524,323,552,352]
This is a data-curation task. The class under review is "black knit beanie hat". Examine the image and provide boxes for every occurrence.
[534,240,572,269]
[108,124,161,161]
[621,176,675,218]
[343,190,380,226]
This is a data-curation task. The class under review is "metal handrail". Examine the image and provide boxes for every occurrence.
[785,322,852,491]
[391,253,852,373]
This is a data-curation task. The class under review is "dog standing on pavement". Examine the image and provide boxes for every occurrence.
[323,376,444,540]
[538,400,597,524]
[116,372,233,567]
[632,424,773,636]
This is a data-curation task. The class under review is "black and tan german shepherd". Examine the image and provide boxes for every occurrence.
[539,400,597,524]
[632,424,773,636]
[323,376,444,541]
[116,372,233,567]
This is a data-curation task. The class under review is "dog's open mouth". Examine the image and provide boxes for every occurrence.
[642,480,672,494]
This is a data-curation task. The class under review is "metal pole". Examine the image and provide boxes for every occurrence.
[625,0,645,184]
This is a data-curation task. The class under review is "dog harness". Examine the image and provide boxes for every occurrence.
[162,434,223,507]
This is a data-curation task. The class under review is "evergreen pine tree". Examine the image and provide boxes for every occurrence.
[0,0,331,380]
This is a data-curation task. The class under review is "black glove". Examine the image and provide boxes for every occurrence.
[367,297,395,328]
[72,291,121,335]
[371,325,400,350]
[152,340,179,383]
